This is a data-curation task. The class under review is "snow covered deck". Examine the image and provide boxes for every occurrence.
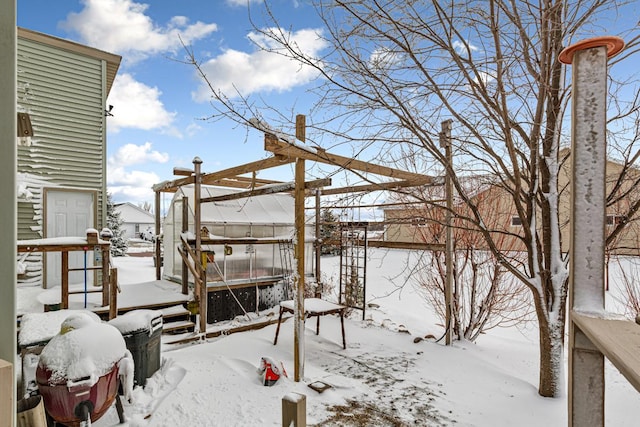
[18,279,188,318]
[100,279,189,311]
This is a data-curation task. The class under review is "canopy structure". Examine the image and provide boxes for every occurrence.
[152,119,448,382]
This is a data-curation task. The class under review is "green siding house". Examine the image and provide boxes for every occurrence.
[16,28,121,288]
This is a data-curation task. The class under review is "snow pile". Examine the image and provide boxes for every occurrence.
[109,309,163,335]
[19,309,101,347]
[38,313,129,386]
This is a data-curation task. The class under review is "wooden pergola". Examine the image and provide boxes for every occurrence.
[152,121,448,381]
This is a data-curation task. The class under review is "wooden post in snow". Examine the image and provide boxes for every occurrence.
[193,157,207,334]
[294,114,306,382]
[154,190,161,280]
[181,196,189,295]
[61,251,69,309]
[109,267,118,320]
[439,119,454,345]
[282,392,306,426]
[315,190,321,296]
[101,244,110,307]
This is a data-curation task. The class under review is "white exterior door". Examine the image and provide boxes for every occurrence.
[45,190,95,287]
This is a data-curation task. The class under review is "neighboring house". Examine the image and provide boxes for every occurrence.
[115,202,156,240]
[16,28,121,287]
[383,151,640,256]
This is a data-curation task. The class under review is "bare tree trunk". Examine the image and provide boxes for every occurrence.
[535,289,566,396]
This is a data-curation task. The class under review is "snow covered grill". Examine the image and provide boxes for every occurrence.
[35,313,132,426]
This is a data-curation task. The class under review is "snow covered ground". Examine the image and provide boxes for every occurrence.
[22,249,640,426]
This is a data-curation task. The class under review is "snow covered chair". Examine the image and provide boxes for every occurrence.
[273,298,346,349]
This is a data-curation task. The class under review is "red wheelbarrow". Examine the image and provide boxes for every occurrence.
[36,313,132,426]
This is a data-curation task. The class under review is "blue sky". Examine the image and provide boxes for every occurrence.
[17,0,640,212]
[18,0,325,206]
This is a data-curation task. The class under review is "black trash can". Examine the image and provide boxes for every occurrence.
[109,310,163,387]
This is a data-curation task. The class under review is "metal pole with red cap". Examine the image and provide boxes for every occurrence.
[559,35,624,427]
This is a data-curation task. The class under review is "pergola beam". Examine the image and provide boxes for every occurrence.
[213,176,283,188]
[320,176,434,196]
[152,155,294,193]
[200,178,332,203]
[264,134,431,183]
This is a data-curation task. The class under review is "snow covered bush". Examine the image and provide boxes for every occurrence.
[106,193,128,257]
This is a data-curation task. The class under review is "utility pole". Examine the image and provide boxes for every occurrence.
[439,119,454,345]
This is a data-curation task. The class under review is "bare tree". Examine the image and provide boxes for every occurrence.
[416,246,533,342]
[187,0,640,397]
[610,256,640,318]
[398,186,534,342]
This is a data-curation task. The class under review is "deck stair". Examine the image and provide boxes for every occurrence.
[93,300,195,335]
[159,304,196,334]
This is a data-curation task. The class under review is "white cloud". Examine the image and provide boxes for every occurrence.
[452,39,479,55]
[107,142,168,203]
[369,47,402,70]
[107,166,160,203]
[472,70,496,86]
[192,27,327,101]
[109,142,169,167]
[60,0,218,63]
[186,122,203,137]
[107,73,177,133]
[226,0,263,6]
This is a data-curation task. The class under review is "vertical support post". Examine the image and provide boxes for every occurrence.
[101,245,110,307]
[314,190,321,297]
[62,251,69,309]
[181,196,189,295]
[439,119,454,345]
[154,190,162,280]
[282,392,306,427]
[0,359,13,427]
[559,36,624,427]
[294,157,306,381]
[295,114,306,143]
[193,157,206,334]
[0,6,17,423]
[109,268,118,320]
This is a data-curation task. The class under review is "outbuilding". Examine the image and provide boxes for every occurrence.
[162,185,315,323]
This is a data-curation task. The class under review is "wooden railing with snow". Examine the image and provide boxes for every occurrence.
[17,230,118,319]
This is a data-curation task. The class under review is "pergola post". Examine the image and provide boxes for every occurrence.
[193,157,207,334]
[154,190,161,280]
[439,119,454,345]
[181,196,189,295]
[315,189,321,296]
[294,157,306,382]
